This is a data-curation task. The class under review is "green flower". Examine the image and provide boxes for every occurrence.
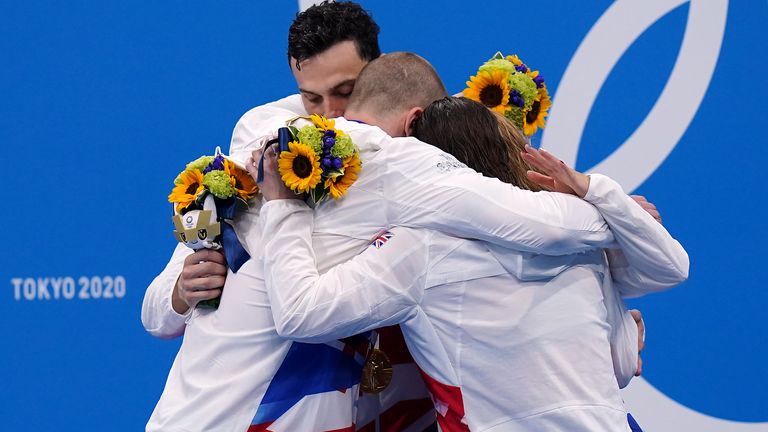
[478,59,516,76]
[297,125,323,154]
[504,106,526,130]
[508,72,538,110]
[175,156,215,185]
[330,134,355,158]
[203,170,235,199]
[187,156,214,173]
[173,170,185,185]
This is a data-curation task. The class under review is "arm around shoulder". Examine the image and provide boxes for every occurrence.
[381,140,614,255]
[584,174,689,297]
[260,199,427,342]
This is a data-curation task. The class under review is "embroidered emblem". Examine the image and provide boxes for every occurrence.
[371,231,394,249]
[436,153,467,173]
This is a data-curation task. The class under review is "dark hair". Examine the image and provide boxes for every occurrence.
[412,97,541,191]
[288,1,381,69]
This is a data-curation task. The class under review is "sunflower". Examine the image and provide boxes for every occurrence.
[310,114,345,137]
[168,169,205,212]
[526,69,546,89]
[523,86,552,136]
[464,70,511,114]
[505,54,530,73]
[278,141,322,193]
[224,159,259,201]
[325,152,361,199]
[506,54,523,66]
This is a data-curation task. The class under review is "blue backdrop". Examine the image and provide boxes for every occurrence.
[2,1,766,430]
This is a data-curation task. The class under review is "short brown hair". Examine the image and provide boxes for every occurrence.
[346,52,448,119]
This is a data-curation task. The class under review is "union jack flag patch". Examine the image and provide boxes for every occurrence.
[370,231,394,249]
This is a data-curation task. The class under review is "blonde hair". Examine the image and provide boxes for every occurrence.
[493,111,542,192]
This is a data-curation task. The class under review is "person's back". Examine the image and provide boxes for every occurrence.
[397,230,629,431]
[257,206,639,430]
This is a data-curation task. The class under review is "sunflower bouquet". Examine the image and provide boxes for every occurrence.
[168,148,259,308]
[169,149,259,214]
[464,52,551,136]
[274,114,361,204]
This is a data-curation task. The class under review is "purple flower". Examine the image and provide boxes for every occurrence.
[323,137,336,149]
[323,130,336,139]
[514,64,529,73]
[203,154,226,174]
[321,157,332,169]
[509,90,525,108]
[533,75,545,88]
[332,157,343,169]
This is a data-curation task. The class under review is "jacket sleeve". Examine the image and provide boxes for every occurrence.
[600,268,641,388]
[141,243,192,339]
[584,174,689,298]
[260,200,427,343]
[379,139,616,256]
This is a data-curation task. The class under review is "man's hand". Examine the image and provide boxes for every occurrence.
[520,145,591,197]
[171,249,227,314]
[246,146,299,201]
[630,309,645,376]
[630,195,662,224]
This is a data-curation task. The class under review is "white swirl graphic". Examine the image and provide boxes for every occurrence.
[622,378,768,431]
[298,0,320,12]
[542,0,728,192]
[544,0,768,428]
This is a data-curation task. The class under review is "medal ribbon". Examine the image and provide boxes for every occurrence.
[216,197,250,273]
[256,127,292,183]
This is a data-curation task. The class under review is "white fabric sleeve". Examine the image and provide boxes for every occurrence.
[260,200,427,343]
[141,242,193,339]
[600,266,640,388]
[379,139,616,256]
[584,174,690,298]
[228,95,306,166]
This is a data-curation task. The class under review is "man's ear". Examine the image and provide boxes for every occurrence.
[404,107,424,137]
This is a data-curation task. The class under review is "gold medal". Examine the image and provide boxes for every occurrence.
[360,348,393,394]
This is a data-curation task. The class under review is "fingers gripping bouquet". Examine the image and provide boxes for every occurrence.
[168,148,259,308]
[464,52,551,136]
[258,114,362,205]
